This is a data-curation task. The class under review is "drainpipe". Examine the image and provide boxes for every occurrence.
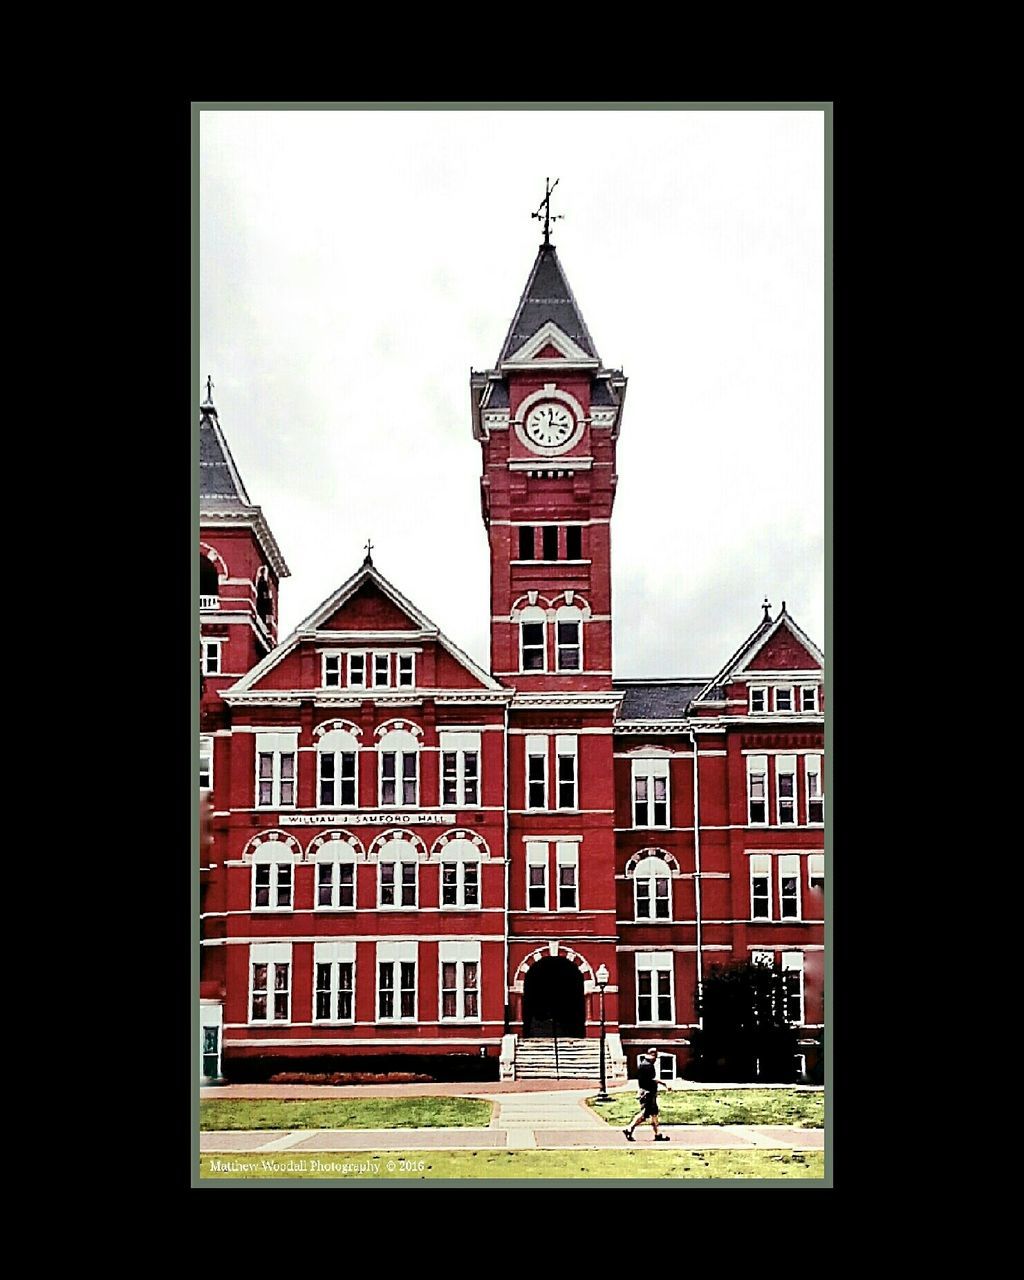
[503,698,511,1040]
[687,727,704,1029]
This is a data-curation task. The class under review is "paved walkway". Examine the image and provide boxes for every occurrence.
[200,1087,823,1154]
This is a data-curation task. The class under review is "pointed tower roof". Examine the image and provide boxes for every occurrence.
[497,243,599,364]
[200,383,251,507]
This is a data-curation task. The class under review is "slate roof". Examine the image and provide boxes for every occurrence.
[591,377,617,406]
[498,244,598,362]
[200,404,251,507]
[613,680,708,720]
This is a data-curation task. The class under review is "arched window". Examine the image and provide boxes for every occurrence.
[314,838,359,910]
[377,837,420,908]
[519,605,547,672]
[200,556,219,603]
[632,855,672,921]
[317,728,359,808]
[439,837,482,909]
[554,604,583,672]
[378,728,419,807]
[251,844,295,912]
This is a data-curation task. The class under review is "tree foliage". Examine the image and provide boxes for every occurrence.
[687,960,801,1082]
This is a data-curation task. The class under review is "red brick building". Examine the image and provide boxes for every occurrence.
[199,239,825,1085]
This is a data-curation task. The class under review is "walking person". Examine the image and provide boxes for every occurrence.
[623,1047,670,1142]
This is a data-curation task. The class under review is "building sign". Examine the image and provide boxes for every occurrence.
[277,812,457,827]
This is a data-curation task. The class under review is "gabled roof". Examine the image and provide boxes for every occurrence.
[694,604,825,703]
[497,244,598,364]
[200,400,251,507]
[228,557,504,694]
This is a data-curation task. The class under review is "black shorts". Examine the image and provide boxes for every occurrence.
[638,1089,659,1117]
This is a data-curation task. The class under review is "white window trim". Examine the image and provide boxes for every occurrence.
[749,685,768,714]
[747,756,769,826]
[373,652,391,689]
[782,952,805,1025]
[556,842,579,912]
[805,755,824,826]
[526,842,549,912]
[632,758,670,829]
[376,952,418,1023]
[526,736,549,811]
[775,755,797,826]
[778,854,802,921]
[438,944,482,1022]
[519,618,548,673]
[439,734,481,808]
[657,1052,677,1081]
[556,735,578,811]
[773,685,795,713]
[255,734,298,810]
[632,857,673,922]
[635,953,675,1026]
[200,735,214,791]
[750,855,772,921]
[397,652,416,688]
[555,617,583,673]
[440,857,482,910]
[248,945,292,1025]
[251,853,295,913]
[201,639,222,676]
[808,852,825,887]
[377,849,420,910]
[312,950,356,1024]
[317,745,358,809]
[378,748,420,808]
[321,652,343,688]
[313,851,358,911]
[348,652,367,688]
[799,684,819,712]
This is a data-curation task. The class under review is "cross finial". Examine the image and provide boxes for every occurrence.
[363,538,374,566]
[204,374,214,405]
[762,596,772,624]
[531,177,564,248]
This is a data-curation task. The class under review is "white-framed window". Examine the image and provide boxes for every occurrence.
[377,838,419,908]
[750,853,772,919]
[440,731,481,807]
[439,941,480,1021]
[776,754,797,825]
[808,852,824,889]
[556,734,578,810]
[378,728,419,807]
[348,653,366,688]
[200,735,213,790]
[439,838,481,908]
[313,941,355,1023]
[632,758,669,828]
[251,845,295,911]
[373,653,390,688]
[398,653,415,687]
[781,952,805,1025]
[636,952,674,1024]
[377,941,417,1021]
[201,639,222,675]
[322,653,342,688]
[526,734,548,810]
[555,606,583,672]
[255,732,298,808]
[249,943,291,1023]
[317,728,359,807]
[747,755,768,825]
[526,841,548,910]
[800,685,819,712]
[556,842,579,911]
[657,1053,677,1082]
[805,755,824,824]
[779,853,801,919]
[749,686,768,714]
[314,841,358,910]
[751,949,774,968]
[519,607,547,672]
[633,855,672,921]
[774,686,794,713]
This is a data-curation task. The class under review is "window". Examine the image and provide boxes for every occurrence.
[199,736,213,790]
[636,952,674,1024]
[779,854,801,919]
[439,942,480,1020]
[249,943,291,1023]
[556,842,579,911]
[747,755,768,825]
[255,733,298,808]
[542,525,559,560]
[808,853,824,889]
[315,842,358,909]
[556,735,577,809]
[518,526,535,560]
[520,608,547,672]
[526,841,548,910]
[440,731,481,807]
[317,728,359,807]
[377,838,419,908]
[201,639,221,675]
[252,847,294,911]
[781,952,804,1025]
[751,949,774,968]
[565,526,582,559]
[377,942,417,1021]
[348,653,366,688]
[774,686,794,713]
[749,686,767,714]
[633,855,672,921]
[777,754,797,824]
[750,854,771,919]
[800,685,818,712]
[313,942,355,1022]
[322,653,342,688]
[526,734,548,809]
[441,858,480,908]
[373,653,390,688]
[379,729,419,807]
[398,654,415,687]
[632,759,669,827]
[202,1024,220,1078]
[806,755,824,824]
[555,611,582,671]
[657,1053,677,1082]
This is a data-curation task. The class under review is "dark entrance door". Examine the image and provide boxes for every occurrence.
[522,958,585,1037]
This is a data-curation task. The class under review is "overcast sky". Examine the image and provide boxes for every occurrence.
[199,108,825,679]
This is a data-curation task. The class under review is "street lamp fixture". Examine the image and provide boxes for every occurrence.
[595,962,610,1102]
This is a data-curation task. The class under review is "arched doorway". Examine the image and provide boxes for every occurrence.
[522,957,585,1037]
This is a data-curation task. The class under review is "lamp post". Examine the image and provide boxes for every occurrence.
[595,963,610,1102]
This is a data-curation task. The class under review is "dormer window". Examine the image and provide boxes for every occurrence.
[774,686,794,713]
[398,654,414,687]
[373,654,390,688]
[749,686,767,714]
[800,685,819,712]
[348,654,366,688]
[323,654,342,688]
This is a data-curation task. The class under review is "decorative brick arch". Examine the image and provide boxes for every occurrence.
[625,847,682,877]
[430,828,491,860]
[373,718,424,741]
[240,830,302,862]
[304,829,365,861]
[313,718,363,740]
[512,943,598,994]
[367,829,429,862]
[510,592,554,620]
[199,542,228,579]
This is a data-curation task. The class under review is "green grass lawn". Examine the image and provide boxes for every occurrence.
[200,1097,493,1132]
[200,1148,823,1180]
[589,1089,824,1129]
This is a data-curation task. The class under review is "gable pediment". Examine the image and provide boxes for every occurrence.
[503,320,596,368]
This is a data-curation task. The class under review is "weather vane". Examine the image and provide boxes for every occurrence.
[205,375,214,403]
[531,177,564,247]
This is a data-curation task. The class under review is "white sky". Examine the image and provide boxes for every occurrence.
[199,108,825,679]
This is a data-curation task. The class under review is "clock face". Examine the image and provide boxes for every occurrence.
[524,402,576,449]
